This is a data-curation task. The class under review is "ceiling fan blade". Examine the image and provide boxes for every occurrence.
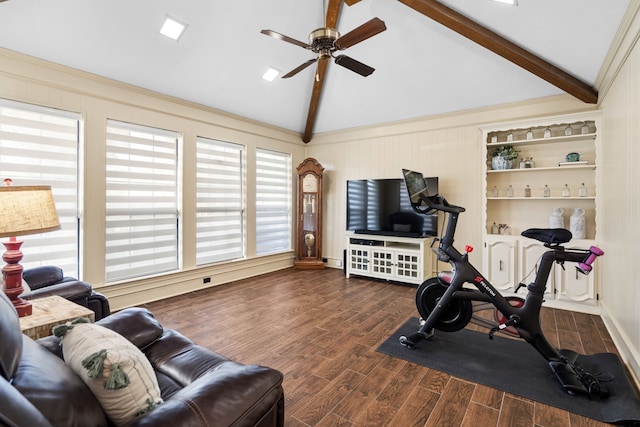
[282,58,318,78]
[260,29,312,50]
[334,55,375,77]
[302,58,329,143]
[334,17,386,50]
[344,0,362,5]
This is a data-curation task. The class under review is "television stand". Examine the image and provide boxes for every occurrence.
[345,232,434,285]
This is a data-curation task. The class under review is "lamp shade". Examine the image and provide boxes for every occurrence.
[0,186,61,238]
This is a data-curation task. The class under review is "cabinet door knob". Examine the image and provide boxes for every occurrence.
[499,260,503,271]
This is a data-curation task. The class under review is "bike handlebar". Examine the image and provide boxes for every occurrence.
[417,194,466,214]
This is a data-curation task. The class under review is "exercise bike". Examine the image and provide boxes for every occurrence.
[399,169,607,397]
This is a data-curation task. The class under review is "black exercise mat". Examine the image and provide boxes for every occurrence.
[377,318,640,424]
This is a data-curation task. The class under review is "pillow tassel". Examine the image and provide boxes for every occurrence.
[104,363,130,390]
[82,349,108,379]
[52,317,91,337]
[136,398,162,416]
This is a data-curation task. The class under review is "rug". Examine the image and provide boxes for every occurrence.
[376,318,640,424]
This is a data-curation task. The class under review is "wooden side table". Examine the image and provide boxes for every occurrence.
[19,295,95,340]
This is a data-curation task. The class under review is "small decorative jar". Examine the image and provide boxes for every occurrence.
[525,157,535,168]
[561,184,571,197]
[542,185,551,197]
[491,222,499,234]
[564,125,573,136]
[506,185,514,198]
[524,185,531,197]
[581,122,590,134]
[578,183,588,197]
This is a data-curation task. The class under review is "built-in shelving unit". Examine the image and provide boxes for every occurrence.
[481,112,601,314]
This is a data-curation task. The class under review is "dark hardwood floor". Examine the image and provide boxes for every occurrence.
[142,268,621,427]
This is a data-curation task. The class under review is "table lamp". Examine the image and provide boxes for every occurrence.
[0,185,60,317]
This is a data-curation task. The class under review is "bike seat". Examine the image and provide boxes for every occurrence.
[521,228,572,245]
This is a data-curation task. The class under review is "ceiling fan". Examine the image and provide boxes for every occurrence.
[261,17,386,79]
[260,0,385,143]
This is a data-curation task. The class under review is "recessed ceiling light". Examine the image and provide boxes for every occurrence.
[262,67,280,82]
[160,16,187,41]
[492,0,518,5]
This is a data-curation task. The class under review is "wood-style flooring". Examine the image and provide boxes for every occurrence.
[142,268,624,427]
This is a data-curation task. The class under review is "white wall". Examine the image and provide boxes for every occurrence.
[0,48,307,310]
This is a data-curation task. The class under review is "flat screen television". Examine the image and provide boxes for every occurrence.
[346,177,439,238]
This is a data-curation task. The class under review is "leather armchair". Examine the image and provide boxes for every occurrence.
[0,291,284,427]
[21,266,110,320]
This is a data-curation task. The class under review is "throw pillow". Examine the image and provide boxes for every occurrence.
[54,318,163,426]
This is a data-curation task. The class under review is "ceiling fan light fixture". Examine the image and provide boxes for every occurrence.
[492,0,518,5]
[262,67,280,82]
[160,16,187,41]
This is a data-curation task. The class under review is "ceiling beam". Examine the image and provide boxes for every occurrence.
[303,59,330,143]
[302,0,343,143]
[397,0,598,104]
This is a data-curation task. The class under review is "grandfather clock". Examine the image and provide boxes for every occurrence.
[294,158,325,270]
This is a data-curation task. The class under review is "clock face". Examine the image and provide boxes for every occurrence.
[302,174,318,193]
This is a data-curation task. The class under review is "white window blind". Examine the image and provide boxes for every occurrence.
[196,137,244,264]
[0,99,80,277]
[255,148,291,255]
[105,120,179,282]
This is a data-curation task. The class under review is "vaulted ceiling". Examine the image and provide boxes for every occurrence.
[0,0,630,142]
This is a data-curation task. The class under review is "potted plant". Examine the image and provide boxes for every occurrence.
[491,145,519,170]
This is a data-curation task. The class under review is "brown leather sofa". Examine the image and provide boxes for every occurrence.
[22,266,111,321]
[0,291,284,427]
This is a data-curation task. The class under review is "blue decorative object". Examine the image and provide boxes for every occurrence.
[566,152,581,162]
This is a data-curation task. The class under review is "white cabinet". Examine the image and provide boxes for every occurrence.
[346,233,432,285]
[481,112,601,313]
[484,237,517,292]
[483,235,599,312]
[555,255,596,303]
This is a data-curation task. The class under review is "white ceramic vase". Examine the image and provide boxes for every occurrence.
[549,207,565,229]
[570,208,586,239]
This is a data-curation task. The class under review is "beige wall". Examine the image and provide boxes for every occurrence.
[0,48,307,310]
[307,96,595,271]
[598,1,640,386]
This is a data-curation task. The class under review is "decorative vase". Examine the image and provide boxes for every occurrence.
[549,207,565,229]
[491,156,513,170]
[570,208,586,239]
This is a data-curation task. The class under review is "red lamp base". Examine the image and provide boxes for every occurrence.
[2,239,32,317]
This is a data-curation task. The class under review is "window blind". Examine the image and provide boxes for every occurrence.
[105,120,179,282]
[255,148,291,255]
[196,137,244,264]
[0,99,80,277]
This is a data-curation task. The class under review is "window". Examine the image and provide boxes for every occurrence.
[255,148,291,255]
[196,137,244,264]
[0,99,81,277]
[105,120,179,282]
